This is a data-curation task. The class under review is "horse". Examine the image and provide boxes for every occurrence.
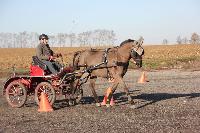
[73,39,144,106]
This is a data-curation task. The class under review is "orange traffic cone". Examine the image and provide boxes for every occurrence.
[101,87,114,106]
[138,71,149,83]
[38,92,53,112]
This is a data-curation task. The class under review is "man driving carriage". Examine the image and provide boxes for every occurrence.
[36,34,63,75]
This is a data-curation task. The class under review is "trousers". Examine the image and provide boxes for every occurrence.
[42,60,62,74]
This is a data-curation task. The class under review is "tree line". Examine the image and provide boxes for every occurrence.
[1,30,199,48]
[0,29,116,48]
[163,32,200,45]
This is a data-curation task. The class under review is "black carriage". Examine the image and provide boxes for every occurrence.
[2,56,85,108]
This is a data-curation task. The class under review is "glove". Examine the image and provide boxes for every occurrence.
[49,56,56,61]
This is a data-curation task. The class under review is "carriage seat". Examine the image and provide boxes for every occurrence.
[30,56,50,76]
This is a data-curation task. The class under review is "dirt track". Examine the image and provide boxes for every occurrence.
[1,69,200,133]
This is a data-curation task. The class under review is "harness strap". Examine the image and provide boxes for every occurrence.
[81,48,115,80]
[102,48,112,79]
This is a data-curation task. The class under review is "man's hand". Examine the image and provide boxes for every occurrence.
[49,56,56,61]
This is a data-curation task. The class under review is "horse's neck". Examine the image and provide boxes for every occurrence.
[117,44,132,62]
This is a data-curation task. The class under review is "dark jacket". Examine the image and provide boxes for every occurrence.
[36,43,54,60]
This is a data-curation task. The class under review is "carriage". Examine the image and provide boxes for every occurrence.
[2,56,87,108]
[3,38,144,108]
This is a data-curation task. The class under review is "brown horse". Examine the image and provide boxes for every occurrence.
[73,39,144,106]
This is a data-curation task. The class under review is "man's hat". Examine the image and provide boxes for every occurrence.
[39,34,49,40]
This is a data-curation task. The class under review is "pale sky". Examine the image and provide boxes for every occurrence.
[0,0,200,44]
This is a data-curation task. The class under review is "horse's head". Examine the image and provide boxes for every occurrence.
[130,39,144,68]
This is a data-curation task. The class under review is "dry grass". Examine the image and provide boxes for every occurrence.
[0,47,86,72]
[143,44,200,69]
[0,44,200,72]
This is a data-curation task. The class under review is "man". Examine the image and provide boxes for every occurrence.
[36,34,62,75]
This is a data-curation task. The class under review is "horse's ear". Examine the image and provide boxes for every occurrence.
[137,36,144,46]
[134,41,141,47]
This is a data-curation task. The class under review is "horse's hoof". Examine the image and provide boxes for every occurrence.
[96,103,101,107]
[69,100,75,106]
[106,104,110,108]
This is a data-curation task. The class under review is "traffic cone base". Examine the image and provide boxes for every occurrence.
[38,92,53,112]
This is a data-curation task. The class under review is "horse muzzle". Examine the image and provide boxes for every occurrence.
[133,56,142,68]
[136,59,142,68]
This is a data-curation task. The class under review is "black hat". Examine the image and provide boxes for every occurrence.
[39,34,49,40]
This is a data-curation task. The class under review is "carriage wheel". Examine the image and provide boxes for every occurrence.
[5,81,27,108]
[35,82,56,105]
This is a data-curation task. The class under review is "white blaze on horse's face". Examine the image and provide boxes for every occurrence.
[131,40,144,68]
[133,41,144,56]
[132,47,144,56]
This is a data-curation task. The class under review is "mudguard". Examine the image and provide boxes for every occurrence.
[2,76,30,95]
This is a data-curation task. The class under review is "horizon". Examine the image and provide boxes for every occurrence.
[0,0,200,45]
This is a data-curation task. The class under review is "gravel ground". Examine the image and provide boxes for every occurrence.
[1,69,200,133]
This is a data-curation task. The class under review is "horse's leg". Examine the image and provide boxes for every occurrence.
[110,75,134,104]
[106,81,119,107]
[89,77,100,106]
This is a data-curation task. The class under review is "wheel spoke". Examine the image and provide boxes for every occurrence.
[6,81,27,107]
[35,82,55,105]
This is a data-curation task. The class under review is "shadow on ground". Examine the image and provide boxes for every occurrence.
[132,92,200,109]
[79,91,200,108]
[4,90,200,110]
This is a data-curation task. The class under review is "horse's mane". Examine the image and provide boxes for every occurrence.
[86,39,135,52]
[120,39,135,47]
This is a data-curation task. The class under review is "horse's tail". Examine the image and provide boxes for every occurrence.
[72,51,81,70]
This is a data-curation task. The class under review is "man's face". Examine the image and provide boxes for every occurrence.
[40,38,48,44]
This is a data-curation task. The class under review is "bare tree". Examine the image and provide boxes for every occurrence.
[190,32,199,44]
[68,33,76,47]
[57,33,66,47]
[182,37,188,44]
[162,39,168,45]
[107,30,116,46]
[176,35,182,44]
[0,29,117,48]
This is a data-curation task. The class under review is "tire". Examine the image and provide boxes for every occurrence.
[5,81,27,108]
[35,82,56,105]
